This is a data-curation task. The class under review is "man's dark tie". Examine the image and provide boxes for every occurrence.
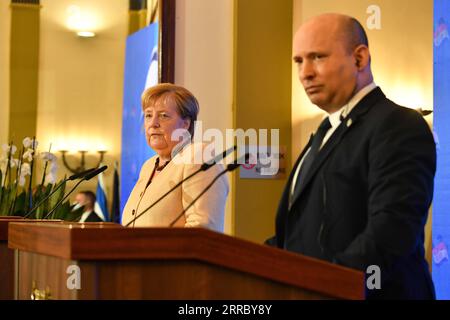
[291,117,331,204]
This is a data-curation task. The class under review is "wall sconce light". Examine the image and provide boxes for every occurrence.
[77,31,96,38]
[60,150,106,174]
[67,5,98,38]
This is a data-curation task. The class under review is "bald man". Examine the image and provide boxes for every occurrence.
[268,14,436,299]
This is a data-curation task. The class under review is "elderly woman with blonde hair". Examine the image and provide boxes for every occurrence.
[122,83,228,231]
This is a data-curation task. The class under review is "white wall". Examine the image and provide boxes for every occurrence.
[0,1,10,145]
[37,0,128,193]
[175,0,234,234]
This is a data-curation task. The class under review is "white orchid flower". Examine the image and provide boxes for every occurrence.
[22,138,39,149]
[1,144,9,153]
[18,175,26,187]
[49,161,58,173]
[23,137,38,149]
[2,144,17,155]
[10,158,19,168]
[23,137,32,148]
[0,161,6,174]
[20,163,31,177]
[18,163,31,187]
[23,149,34,162]
[40,155,58,185]
[40,152,57,162]
[45,172,57,185]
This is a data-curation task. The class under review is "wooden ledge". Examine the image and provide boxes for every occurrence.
[0,218,66,241]
[8,223,364,299]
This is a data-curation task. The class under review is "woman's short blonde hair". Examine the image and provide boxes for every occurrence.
[141,83,199,137]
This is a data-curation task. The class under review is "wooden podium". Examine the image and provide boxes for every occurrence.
[0,217,65,299]
[8,222,364,300]
[0,217,23,300]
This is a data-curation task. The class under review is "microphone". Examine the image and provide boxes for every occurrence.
[42,165,108,219]
[24,167,99,218]
[68,167,97,180]
[124,146,237,227]
[84,165,107,180]
[168,154,247,227]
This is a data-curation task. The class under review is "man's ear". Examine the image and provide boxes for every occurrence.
[353,45,370,70]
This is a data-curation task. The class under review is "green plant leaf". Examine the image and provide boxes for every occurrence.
[44,181,66,219]
[0,187,4,215]
[41,183,53,218]
[59,203,84,222]
[13,191,27,216]
[1,188,10,215]
[52,201,71,220]
[0,187,6,216]
[6,184,17,215]
[48,181,65,210]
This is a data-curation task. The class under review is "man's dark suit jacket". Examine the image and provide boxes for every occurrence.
[270,87,436,299]
[83,211,103,222]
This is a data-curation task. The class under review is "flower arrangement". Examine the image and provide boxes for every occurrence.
[0,137,84,220]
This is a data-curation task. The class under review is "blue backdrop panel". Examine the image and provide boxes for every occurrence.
[120,24,159,218]
[433,0,450,300]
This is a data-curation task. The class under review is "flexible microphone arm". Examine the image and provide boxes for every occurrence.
[42,166,107,219]
[124,146,236,228]
[24,167,98,218]
[168,159,244,227]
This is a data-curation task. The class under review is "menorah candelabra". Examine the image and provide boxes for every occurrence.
[59,150,106,174]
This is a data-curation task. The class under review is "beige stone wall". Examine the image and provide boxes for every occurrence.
[36,0,128,197]
[0,1,10,145]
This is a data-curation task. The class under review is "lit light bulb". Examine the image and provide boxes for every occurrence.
[77,31,96,38]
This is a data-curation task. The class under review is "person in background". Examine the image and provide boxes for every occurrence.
[75,191,103,222]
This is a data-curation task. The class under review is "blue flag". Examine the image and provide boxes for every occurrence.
[95,166,110,222]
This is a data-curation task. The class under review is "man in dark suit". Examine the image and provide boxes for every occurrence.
[268,13,436,299]
[75,191,103,222]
